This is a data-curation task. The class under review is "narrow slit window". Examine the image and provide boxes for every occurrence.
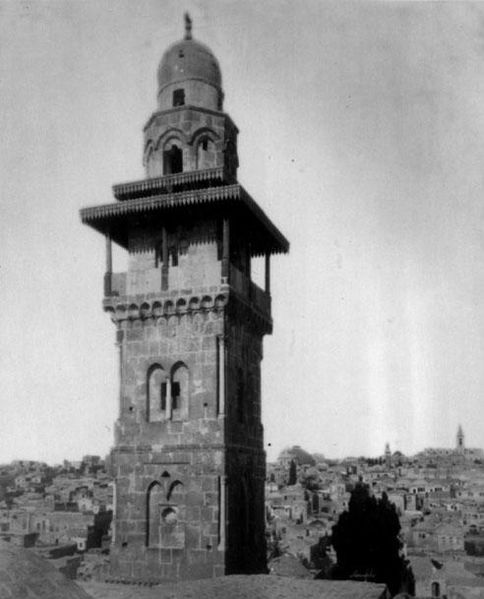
[172,382,180,410]
[173,89,185,107]
[171,363,189,420]
[147,364,167,422]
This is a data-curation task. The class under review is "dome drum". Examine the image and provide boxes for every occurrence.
[157,39,223,112]
[158,79,223,113]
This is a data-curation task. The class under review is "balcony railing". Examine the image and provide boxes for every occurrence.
[112,167,228,201]
[103,266,270,317]
[230,265,271,316]
[249,280,271,315]
[229,265,250,296]
[104,272,127,297]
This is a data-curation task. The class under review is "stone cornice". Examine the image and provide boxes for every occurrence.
[143,105,238,134]
[103,286,272,334]
[104,289,229,322]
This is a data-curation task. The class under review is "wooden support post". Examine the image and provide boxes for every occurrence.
[265,253,271,294]
[106,234,112,273]
[104,234,112,296]
[221,218,230,283]
[161,226,168,291]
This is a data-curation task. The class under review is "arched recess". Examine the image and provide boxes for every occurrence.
[144,140,163,178]
[224,139,239,175]
[167,479,184,502]
[147,363,168,422]
[146,481,163,547]
[163,138,183,174]
[171,362,189,420]
[143,141,154,167]
[196,135,216,170]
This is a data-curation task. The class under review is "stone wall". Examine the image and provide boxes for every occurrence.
[111,299,227,580]
[127,220,220,296]
[109,289,268,580]
[225,306,266,574]
[108,199,268,581]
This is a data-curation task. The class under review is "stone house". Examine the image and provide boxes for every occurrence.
[387,492,405,515]
[267,485,308,523]
[409,555,446,598]
[411,519,436,552]
[435,522,465,553]
[30,511,93,546]
[410,518,464,554]
[463,505,484,529]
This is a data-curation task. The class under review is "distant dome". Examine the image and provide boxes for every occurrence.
[157,38,222,96]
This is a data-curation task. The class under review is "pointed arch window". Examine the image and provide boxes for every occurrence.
[146,481,163,547]
[163,142,183,174]
[196,136,215,170]
[171,362,189,420]
[147,363,189,422]
[146,478,185,549]
[147,364,168,422]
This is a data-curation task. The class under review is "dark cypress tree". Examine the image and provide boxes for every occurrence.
[330,483,413,596]
[288,459,297,485]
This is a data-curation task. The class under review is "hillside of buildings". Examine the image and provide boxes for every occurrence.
[266,437,484,598]
[0,455,112,581]
[4,434,484,597]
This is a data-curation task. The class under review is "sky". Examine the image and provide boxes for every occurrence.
[2,0,484,464]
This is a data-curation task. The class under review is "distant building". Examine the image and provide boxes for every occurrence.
[457,425,465,454]
[384,443,392,469]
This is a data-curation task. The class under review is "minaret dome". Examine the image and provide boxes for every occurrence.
[157,14,223,111]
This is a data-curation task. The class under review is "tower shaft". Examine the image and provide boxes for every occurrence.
[80,18,288,582]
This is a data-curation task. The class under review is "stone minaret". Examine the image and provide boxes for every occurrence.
[456,425,465,454]
[81,16,288,582]
[384,442,392,469]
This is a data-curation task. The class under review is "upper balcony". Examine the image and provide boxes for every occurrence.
[229,265,271,317]
[103,264,271,325]
[112,167,229,201]
[104,272,127,297]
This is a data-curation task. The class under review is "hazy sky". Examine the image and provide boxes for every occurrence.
[2,0,484,464]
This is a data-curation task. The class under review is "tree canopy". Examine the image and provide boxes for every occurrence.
[330,483,413,596]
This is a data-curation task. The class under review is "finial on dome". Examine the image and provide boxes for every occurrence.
[184,13,192,40]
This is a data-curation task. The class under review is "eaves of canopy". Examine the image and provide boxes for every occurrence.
[80,184,289,258]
